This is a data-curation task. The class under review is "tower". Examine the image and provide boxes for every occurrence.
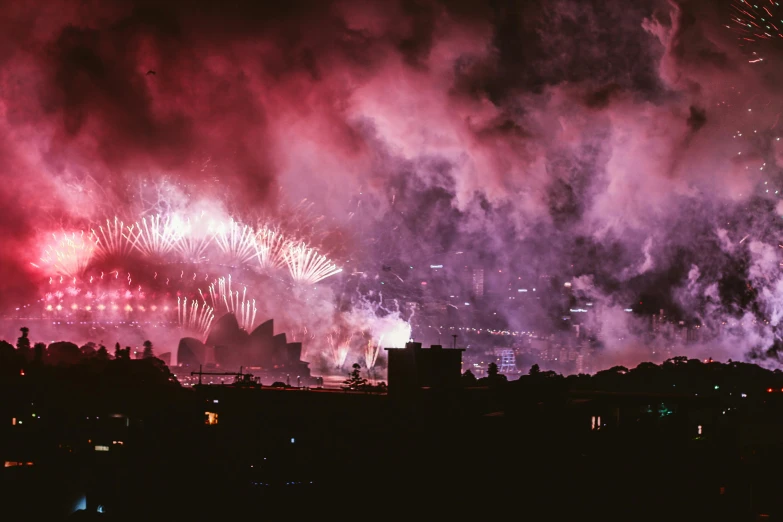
[499,349,516,374]
[472,269,484,297]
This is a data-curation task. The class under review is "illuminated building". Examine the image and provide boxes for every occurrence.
[575,354,586,374]
[472,269,484,297]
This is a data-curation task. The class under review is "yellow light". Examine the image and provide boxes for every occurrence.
[151,305,157,311]
[46,305,53,311]
[112,305,119,311]
[97,304,106,311]
[85,306,92,311]
[55,305,62,311]
[124,304,133,312]
[70,304,78,310]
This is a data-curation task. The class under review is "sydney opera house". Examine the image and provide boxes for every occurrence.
[177,315,314,384]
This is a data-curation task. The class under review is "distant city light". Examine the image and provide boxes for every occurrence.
[624,308,633,312]
[518,289,527,292]
[570,308,588,313]
[430,264,443,269]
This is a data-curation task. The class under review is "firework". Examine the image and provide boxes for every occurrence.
[126,214,179,258]
[729,0,783,62]
[213,219,258,265]
[284,242,342,284]
[364,334,384,370]
[382,321,412,349]
[90,217,135,260]
[171,214,214,262]
[206,275,257,331]
[255,225,289,269]
[178,296,215,340]
[39,231,96,279]
[327,331,350,369]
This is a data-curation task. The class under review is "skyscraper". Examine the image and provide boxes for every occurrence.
[472,268,484,297]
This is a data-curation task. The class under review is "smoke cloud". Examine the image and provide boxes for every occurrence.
[3,0,783,368]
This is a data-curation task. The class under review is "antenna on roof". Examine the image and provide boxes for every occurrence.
[452,334,457,349]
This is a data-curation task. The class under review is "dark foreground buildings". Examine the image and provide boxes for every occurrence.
[385,341,465,394]
[5,341,783,521]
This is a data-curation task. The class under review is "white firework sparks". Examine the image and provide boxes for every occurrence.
[255,225,289,270]
[177,296,215,341]
[364,334,384,370]
[206,275,257,331]
[126,214,179,258]
[284,242,342,284]
[327,331,350,369]
[213,219,258,265]
[171,214,213,262]
[90,217,135,260]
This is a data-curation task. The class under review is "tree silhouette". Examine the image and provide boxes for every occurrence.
[343,363,368,390]
[142,340,154,359]
[33,342,45,363]
[488,362,499,378]
[47,342,81,365]
[529,364,541,375]
[16,327,30,352]
[96,344,109,361]
[114,342,122,359]
[462,369,478,386]
[80,342,97,357]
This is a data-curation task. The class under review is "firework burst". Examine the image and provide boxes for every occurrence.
[255,225,289,270]
[206,275,257,331]
[364,334,384,370]
[126,214,179,258]
[171,214,214,262]
[90,217,135,260]
[327,330,350,369]
[284,242,342,284]
[729,0,783,63]
[213,219,258,265]
[39,231,96,279]
[177,296,215,341]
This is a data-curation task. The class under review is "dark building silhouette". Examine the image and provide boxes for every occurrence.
[385,342,465,394]
[177,315,311,382]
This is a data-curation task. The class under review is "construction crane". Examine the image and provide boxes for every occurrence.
[191,365,260,386]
